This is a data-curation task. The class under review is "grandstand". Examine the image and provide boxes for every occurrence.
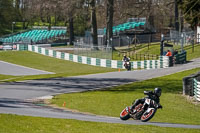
[103,18,146,35]
[95,18,158,46]
[0,28,66,44]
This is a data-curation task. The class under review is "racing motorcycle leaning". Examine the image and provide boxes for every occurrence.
[120,90,162,122]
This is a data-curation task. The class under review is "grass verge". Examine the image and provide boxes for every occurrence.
[0,74,16,81]
[0,114,199,133]
[51,68,200,125]
[113,43,200,61]
[0,51,116,82]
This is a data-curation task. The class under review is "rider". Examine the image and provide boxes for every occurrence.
[122,54,130,62]
[130,88,162,113]
[122,54,131,70]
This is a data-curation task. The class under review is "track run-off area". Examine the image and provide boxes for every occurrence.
[0,58,200,129]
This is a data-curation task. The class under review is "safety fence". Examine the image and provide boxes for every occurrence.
[193,79,200,102]
[73,43,112,60]
[183,72,200,102]
[28,45,170,70]
[122,53,159,61]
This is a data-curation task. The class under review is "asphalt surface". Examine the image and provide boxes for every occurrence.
[0,58,200,128]
[1,101,200,129]
[0,61,54,76]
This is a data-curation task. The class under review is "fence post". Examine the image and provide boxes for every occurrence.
[192,38,194,53]
[148,34,151,50]
[160,34,164,56]
[136,54,137,60]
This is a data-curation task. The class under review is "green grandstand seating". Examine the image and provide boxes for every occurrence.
[1,29,67,43]
[135,22,139,27]
[104,20,146,34]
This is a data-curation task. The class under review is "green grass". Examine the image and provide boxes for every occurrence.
[113,43,200,61]
[0,114,199,133]
[51,44,73,48]
[0,74,16,81]
[75,50,112,60]
[52,68,200,125]
[184,44,200,60]
[0,51,116,81]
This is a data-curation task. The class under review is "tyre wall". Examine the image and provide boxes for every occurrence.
[183,72,200,102]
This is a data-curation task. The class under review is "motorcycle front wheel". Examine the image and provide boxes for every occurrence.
[120,107,131,120]
[140,108,156,122]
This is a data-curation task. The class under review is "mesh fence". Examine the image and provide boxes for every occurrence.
[74,42,112,59]
[169,30,195,45]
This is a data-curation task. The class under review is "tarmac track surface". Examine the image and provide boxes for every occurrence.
[0,60,54,76]
[0,58,200,129]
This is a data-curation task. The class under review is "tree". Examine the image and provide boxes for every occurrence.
[178,0,200,30]
[175,0,179,31]
[68,12,74,45]
[59,0,77,45]
[90,0,98,47]
[20,0,40,29]
[0,0,15,35]
[105,0,114,48]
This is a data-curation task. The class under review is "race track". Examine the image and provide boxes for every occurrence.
[0,58,200,128]
[0,60,54,76]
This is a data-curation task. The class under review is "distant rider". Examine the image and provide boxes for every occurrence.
[130,88,163,113]
[122,55,131,70]
[122,55,130,62]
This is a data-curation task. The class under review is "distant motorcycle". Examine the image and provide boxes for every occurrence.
[120,91,162,122]
[124,61,131,71]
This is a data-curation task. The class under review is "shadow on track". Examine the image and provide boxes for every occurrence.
[0,98,32,108]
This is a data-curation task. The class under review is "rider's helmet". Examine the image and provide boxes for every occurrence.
[154,88,162,97]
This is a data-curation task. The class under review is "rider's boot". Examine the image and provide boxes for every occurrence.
[130,105,136,114]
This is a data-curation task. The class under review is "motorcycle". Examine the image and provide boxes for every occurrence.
[124,61,131,71]
[120,91,162,122]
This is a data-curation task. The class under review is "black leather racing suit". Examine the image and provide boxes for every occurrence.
[130,91,162,112]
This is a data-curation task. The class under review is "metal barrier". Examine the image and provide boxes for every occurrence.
[193,78,200,102]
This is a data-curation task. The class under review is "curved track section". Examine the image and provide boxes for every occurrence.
[0,61,54,76]
[0,99,200,129]
[0,58,200,128]
[0,100,200,129]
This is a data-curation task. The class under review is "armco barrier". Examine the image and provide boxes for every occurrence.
[28,45,170,70]
[193,78,200,102]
